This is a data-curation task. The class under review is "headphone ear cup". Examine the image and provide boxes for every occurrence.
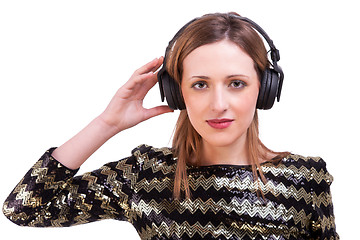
[257,69,269,109]
[158,69,186,110]
[172,80,186,110]
[257,69,279,110]
[161,71,177,110]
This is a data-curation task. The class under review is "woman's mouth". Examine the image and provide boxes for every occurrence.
[206,118,234,129]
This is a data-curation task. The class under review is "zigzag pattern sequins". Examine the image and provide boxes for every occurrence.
[115,158,139,189]
[99,166,129,207]
[13,182,38,207]
[132,147,175,175]
[31,157,74,189]
[315,215,337,234]
[312,191,333,209]
[11,158,71,209]
[135,177,173,193]
[130,198,312,228]
[3,146,338,239]
[2,200,28,223]
[289,154,322,162]
[138,221,301,240]
[188,175,314,204]
[262,161,333,185]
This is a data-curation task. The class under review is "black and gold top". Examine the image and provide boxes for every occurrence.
[3,144,338,240]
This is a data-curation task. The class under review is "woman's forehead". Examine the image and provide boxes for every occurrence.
[182,40,257,79]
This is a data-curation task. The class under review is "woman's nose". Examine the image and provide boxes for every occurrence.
[210,87,229,112]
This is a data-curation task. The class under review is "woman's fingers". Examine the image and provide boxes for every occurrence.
[151,56,164,72]
[123,56,165,102]
[143,105,174,121]
[100,58,172,132]
[124,57,163,91]
[134,57,163,76]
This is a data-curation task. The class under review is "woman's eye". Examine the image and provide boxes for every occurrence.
[230,80,246,89]
[192,81,207,89]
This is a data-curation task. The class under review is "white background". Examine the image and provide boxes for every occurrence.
[0,0,358,238]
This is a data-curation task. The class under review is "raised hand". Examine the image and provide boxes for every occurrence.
[52,57,173,169]
[99,57,173,134]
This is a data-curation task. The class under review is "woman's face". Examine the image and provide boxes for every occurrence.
[181,39,260,149]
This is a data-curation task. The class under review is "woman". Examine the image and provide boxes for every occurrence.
[2,12,338,239]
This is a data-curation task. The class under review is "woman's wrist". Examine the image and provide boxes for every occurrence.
[52,116,121,170]
[96,113,124,138]
[93,114,122,140]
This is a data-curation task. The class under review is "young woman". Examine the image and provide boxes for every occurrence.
[3,12,338,239]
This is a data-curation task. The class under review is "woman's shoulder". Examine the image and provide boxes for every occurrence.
[131,144,172,156]
[124,144,176,172]
[130,144,174,162]
[269,153,333,185]
[282,153,328,171]
[282,153,323,165]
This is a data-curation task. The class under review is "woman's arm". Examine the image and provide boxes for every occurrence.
[3,58,173,227]
[310,158,339,239]
[3,147,140,227]
[52,57,172,169]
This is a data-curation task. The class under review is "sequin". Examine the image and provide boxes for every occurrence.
[2,145,339,239]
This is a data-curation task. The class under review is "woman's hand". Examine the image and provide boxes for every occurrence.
[99,57,173,134]
[52,57,173,169]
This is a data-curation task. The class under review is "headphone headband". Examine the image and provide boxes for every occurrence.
[230,15,284,101]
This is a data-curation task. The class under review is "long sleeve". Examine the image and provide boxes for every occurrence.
[309,158,339,240]
[2,147,134,227]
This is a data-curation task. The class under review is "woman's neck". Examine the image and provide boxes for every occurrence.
[198,138,251,166]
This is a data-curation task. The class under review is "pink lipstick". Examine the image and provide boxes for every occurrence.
[206,118,234,129]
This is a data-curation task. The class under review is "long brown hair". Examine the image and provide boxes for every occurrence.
[167,12,289,200]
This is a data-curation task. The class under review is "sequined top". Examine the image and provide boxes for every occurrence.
[3,144,338,239]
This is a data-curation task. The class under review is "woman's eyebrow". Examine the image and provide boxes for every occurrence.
[227,74,249,79]
[190,74,249,79]
[190,75,210,80]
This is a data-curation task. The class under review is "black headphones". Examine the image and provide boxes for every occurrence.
[157,14,284,110]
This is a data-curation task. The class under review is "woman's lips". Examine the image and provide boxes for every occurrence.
[206,118,234,129]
